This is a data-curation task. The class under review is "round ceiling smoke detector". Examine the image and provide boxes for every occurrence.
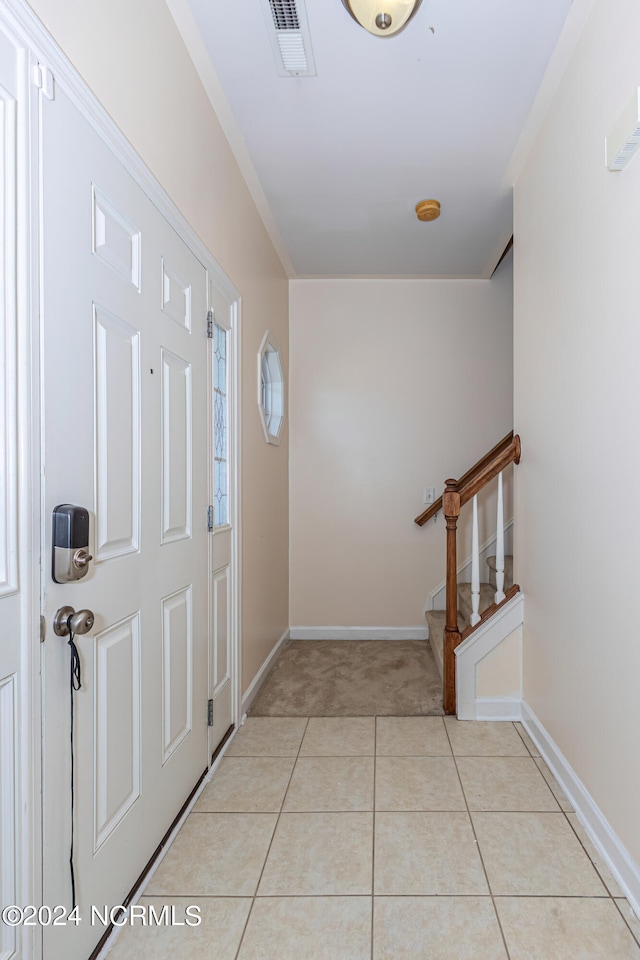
[415,199,441,222]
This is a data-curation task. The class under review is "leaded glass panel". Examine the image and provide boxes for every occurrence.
[213,322,229,527]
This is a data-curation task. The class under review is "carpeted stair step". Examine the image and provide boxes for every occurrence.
[457,581,495,624]
[486,555,513,591]
[425,607,469,682]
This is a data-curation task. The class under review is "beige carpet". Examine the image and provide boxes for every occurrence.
[249,640,444,717]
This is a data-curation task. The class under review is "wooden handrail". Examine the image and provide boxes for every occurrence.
[414,431,514,526]
[458,434,521,506]
[414,497,443,527]
[436,433,521,715]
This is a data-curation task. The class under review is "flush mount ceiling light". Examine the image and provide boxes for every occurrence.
[340,0,423,36]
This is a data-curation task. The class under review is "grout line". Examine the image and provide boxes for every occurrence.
[250,713,447,719]
[561,808,618,899]
[371,718,377,960]
[512,722,539,758]
[190,808,592,812]
[533,758,574,811]
[209,752,546,759]
[443,719,513,960]
[187,807,600,816]
[140,892,618,900]
[613,898,640,948]
[452,753,554,759]
[232,717,310,960]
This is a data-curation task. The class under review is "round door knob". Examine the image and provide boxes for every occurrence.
[53,606,95,637]
[69,609,94,635]
[53,605,75,637]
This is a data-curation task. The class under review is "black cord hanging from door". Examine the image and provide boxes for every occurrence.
[67,620,82,910]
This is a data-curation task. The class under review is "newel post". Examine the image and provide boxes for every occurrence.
[443,480,461,715]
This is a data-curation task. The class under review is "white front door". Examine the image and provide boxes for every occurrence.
[208,282,236,756]
[40,85,210,959]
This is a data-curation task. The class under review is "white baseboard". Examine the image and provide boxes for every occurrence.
[241,628,290,714]
[475,697,522,721]
[521,701,640,918]
[289,626,428,641]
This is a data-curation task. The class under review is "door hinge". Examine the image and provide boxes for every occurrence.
[32,63,55,100]
[206,310,214,338]
[207,699,214,726]
[207,505,214,531]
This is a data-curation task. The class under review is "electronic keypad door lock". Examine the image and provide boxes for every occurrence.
[52,504,93,583]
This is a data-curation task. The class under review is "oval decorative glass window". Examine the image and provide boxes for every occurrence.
[258,331,285,445]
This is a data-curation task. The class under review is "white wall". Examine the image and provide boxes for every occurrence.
[514,0,640,867]
[27,0,290,693]
[289,264,513,629]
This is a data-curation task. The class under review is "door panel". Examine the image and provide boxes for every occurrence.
[213,567,230,694]
[94,613,141,850]
[41,85,210,960]
[161,585,193,764]
[161,348,192,543]
[94,306,141,559]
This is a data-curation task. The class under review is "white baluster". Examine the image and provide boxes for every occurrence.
[470,494,480,626]
[495,470,506,603]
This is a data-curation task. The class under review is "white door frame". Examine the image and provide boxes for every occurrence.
[230,297,243,741]
[0,3,244,957]
[207,289,243,758]
[3,10,45,960]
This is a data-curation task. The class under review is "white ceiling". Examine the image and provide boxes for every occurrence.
[185,0,572,277]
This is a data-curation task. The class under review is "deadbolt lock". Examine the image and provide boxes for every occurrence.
[72,548,93,570]
[52,504,93,583]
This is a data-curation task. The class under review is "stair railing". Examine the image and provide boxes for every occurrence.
[415,432,522,714]
[414,431,516,527]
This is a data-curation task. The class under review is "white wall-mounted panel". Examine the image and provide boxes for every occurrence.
[161,348,192,543]
[161,259,191,331]
[213,566,230,695]
[0,86,17,599]
[94,306,141,560]
[162,586,193,764]
[92,186,141,289]
[0,674,16,960]
[94,614,141,851]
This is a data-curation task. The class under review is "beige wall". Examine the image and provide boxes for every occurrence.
[29,0,290,692]
[289,266,513,628]
[476,626,522,699]
[514,0,640,865]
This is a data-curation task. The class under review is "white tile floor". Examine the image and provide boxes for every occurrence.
[106,718,640,959]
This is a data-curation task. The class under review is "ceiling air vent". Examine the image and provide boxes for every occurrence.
[269,0,300,30]
[261,0,317,77]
